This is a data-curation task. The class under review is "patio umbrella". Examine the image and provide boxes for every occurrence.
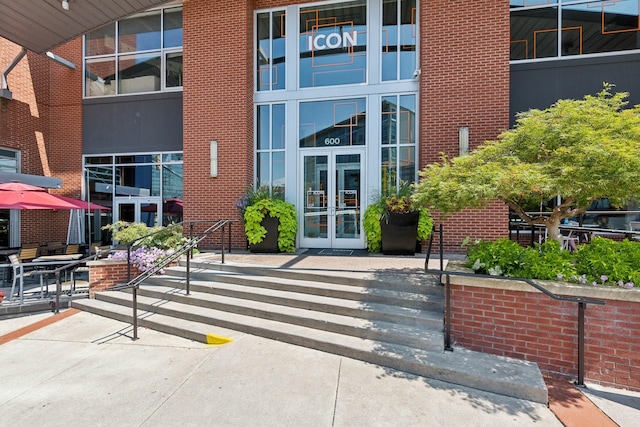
[0,182,79,210]
[52,195,110,211]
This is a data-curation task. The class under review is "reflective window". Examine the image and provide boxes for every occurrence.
[118,53,161,94]
[511,1,640,60]
[257,10,286,91]
[119,10,162,52]
[382,0,417,81]
[381,94,416,193]
[0,148,19,173]
[299,0,367,88]
[164,7,183,48]
[84,6,182,97]
[256,104,286,194]
[299,98,367,147]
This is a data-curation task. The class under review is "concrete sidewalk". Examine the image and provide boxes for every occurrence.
[0,310,562,427]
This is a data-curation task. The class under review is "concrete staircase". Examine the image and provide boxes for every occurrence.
[72,257,548,403]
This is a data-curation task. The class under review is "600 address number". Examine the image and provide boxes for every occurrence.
[324,137,341,145]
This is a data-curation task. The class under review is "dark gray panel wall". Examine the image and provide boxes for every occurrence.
[83,92,182,154]
[510,53,640,127]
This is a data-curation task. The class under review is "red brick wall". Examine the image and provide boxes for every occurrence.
[421,1,511,252]
[183,0,255,250]
[87,260,140,297]
[1,37,82,244]
[449,281,640,391]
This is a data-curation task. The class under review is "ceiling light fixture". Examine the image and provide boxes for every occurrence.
[61,1,69,10]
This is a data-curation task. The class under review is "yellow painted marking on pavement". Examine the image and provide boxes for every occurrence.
[206,333,233,345]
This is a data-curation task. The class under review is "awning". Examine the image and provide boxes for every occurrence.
[0,172,62,189]
[0,0,171,54]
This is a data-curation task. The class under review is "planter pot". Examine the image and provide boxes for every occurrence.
[380,211,420,255]
[249,216,280,253]
[0,290,4,303]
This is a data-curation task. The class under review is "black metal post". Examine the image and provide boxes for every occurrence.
[127,245,131,282]
[221,223,226,264]
[444,273,453,351]
[439,224,444,273]
[54,271,61,314]
[425,225,435,271]
[228,220,232,254]
[186,246,191,296]
[189,222,195,259]
[132,286,138,340]
[576,302,586,387]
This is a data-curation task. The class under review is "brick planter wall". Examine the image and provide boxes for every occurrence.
[87,260,140,298]
[447,268,640,391]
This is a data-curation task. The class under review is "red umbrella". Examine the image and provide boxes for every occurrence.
[0,182,80,210]
[52,195,110,210]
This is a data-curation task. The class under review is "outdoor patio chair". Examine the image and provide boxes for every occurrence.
[628,221,640,240]
[17,245,39,263]
[65,244,80,255]
[8,254,53,303]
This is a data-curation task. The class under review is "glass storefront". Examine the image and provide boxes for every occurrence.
[84,152,183,244]
[254,0,419,249]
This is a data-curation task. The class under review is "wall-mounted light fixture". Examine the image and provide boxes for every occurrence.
[61,1,69,10]
[210,140,218,177]
[458,126,469,156]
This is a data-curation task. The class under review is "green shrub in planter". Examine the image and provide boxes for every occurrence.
[244,198,297,252]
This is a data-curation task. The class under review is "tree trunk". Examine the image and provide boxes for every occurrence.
[546,216,563,246]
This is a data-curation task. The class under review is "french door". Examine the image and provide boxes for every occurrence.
[299,148,365,249]
[114,197,161,227]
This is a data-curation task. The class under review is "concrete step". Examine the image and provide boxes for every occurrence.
[144,275,442,329]
[178,259,442,296]
[128,283,443,350]
[162,266,443,311]
[72,296,548,404]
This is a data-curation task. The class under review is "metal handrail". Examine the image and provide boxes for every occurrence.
[110,219,236,340]
[424,225,605,387]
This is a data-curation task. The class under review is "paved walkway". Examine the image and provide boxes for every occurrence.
[0,250,638,426]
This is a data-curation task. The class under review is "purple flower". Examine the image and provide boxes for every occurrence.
[625,282,635,289]
[556,273,563,280]
[600,275,608,282]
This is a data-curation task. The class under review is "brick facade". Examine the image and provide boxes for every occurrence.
[448,275,640,391]
[0,38,83,244]
[2,0,512,251]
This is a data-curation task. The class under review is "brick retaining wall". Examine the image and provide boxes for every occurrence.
[448,270,640,391]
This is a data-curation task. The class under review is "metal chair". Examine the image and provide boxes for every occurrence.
[8,254,52,304]
[628,221,640,240]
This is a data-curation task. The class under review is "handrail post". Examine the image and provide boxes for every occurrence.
[425,225,435,271]
[54,271,61,314]
[228,220,232,254]
[576,302,586,387]
[127,244,131,282]
[186,245,191,296]
[444,273,453,351]
[221,223,226,264]
[132,285,138,340]
[189,222,195,259]
[439,224,444,273]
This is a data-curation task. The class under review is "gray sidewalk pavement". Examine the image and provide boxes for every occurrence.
[0,310,562,427]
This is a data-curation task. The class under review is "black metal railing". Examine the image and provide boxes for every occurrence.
[108,219,237,340]
[424,225,605,387]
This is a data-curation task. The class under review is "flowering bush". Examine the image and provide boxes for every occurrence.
[465,237,639,289]
[110,246,175,274]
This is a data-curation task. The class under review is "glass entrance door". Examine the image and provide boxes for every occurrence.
[114,197,161,227]
[300,149,364,249]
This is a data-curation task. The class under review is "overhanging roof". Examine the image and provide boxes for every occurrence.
[0,0,171,55]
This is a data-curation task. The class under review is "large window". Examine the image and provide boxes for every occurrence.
[299,0,368,88]
[381,94,416,193]
[257,10,286,91]
[256,104,286,195]
[84,6,183,97]
[299,98,367,148]
[382,0,417,80]
[511,0,640,61]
